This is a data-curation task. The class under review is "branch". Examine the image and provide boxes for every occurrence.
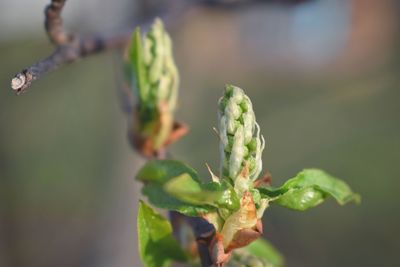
[9,2,135,94]
[45,0,70,45]
[11,32,131,95]
[187,216,216,266]
[11,0,134,95]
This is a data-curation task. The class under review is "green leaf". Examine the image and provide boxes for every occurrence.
[259,169,360,211]
[137,201,188,267]
[142,183,214,216]
[129,27,148,103]
[245,238,284,267]
[273,186,325,211]
[164,174,240,211]
[137,160,240,215]
[136,160,200,184]
[137,160,216,216]
[164,173,219,205]
[209,181,240,211]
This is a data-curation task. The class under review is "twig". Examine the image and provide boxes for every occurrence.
[11,34,129,95]
[187,216,216,266]
[45,0,70,45]
[11,0,134,95]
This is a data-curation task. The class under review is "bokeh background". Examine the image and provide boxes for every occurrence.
[1,0,399,266]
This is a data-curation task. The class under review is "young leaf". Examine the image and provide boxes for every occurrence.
[129,27,148,103]
[164,173,240,211]
[137,201,188,267]
[136,160,200,184]
[259,169,360,211]
[142,183,214,216]
[137,160,216,216]
[164,173,222,205]
[273,186,326,211]
[245,238,284,267]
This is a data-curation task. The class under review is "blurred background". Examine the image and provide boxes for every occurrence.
[1,0,399,266]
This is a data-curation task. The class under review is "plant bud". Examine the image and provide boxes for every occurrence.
[128,18,180,154]
[142,19,179,113]
[220,192,260,251]
[218,85,265,183]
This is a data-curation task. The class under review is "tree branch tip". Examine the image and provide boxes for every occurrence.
[11,74,25,89]
[11,72,30,95]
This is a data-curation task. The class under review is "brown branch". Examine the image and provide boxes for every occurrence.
[10,0,147,95]
[11,31,131,95]
[11,0,72,94]
[45,0,70,45]
[187,216,216,266]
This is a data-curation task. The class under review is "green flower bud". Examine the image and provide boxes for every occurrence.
[207,86,268,259]
[218,85,265,182]
[128,18,179,153]
[139,18,179,113]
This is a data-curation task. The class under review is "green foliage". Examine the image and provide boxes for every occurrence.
[129,27,148,105]
[133,82,361,266]
[245,238,284,267]
[273,186,326,211]
[137,201,188,267]
[127,18,179,150]
[136,160,214,216]
[137,160,240,215]
[137,159,200,184]
[259,169,360,211]
[227,238,284,267]
[141,183,213,216]
[165,173,240,211]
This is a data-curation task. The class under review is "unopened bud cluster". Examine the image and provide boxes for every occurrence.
[140,18,179,113]
[129,18,179,152]
[218,85,265,185]
[208,85,267,258]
